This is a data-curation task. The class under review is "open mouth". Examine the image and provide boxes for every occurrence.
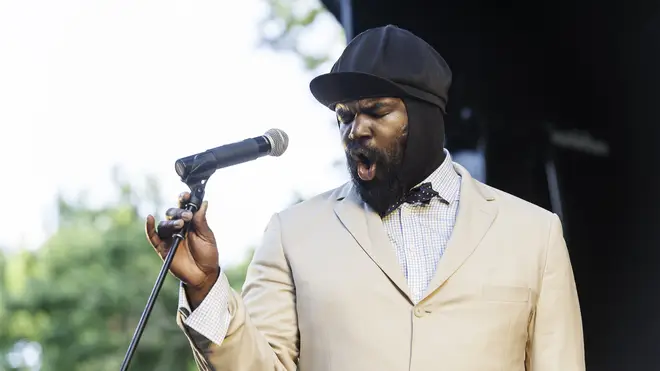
[356,153,372,167]
[351,151,377,181]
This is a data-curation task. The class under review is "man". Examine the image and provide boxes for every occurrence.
[146,25,585,371]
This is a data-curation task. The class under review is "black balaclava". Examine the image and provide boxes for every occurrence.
[348,97,447,216]
[399,97,447,191]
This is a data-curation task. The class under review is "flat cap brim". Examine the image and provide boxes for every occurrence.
[309,71,447,113]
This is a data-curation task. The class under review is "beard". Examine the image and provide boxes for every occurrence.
[343,97,447,217]
[345,138,406,216]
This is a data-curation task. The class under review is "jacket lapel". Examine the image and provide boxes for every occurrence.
[423,164,498,300]
[333,185,412,303]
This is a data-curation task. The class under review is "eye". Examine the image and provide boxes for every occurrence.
[362,107,388,119]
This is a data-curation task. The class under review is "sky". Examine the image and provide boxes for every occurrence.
[0,0,349,266]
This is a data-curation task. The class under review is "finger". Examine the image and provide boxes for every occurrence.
[157,219,185,240]
[145,215,162,248]
[165,207,193,222]
[178,192,191,209]
[191,201,213,238]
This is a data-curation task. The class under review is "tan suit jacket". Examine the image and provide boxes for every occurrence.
[182,163,585,371]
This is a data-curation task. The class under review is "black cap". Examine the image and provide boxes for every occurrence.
[309,25,452,113]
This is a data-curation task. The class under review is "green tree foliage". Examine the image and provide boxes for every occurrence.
[0,174,291,370]
[0,2,339,369]
[0,176,197,370]
[259,0,347,172]
[223,249,254,293]
[258,0,343,71]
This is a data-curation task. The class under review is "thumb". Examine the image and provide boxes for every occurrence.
[192,201,213,237]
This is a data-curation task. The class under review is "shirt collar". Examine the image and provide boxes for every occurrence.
[415,149,461,203]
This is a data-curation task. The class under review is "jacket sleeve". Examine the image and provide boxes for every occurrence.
[525,214,585,371]
[177,213,299,371]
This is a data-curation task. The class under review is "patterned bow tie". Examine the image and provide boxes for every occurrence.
[384,182,439,216]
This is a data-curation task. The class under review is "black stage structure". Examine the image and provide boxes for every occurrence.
[320,0,660,369]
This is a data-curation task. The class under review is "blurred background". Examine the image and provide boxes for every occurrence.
[1,0,659,369]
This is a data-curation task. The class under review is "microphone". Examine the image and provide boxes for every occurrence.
[119,129,288,370]
[175,128,289,182]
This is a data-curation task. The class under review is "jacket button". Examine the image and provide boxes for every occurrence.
[414,307,425,318]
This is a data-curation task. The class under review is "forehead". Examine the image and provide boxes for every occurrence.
[335,97,401,111]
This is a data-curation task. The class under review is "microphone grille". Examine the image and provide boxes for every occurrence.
[264,128,289,157]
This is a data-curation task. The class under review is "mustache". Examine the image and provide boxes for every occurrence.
[345,142,385,165]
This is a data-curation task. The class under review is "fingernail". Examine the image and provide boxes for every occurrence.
[175,219,184,227]
[182,211,193,221]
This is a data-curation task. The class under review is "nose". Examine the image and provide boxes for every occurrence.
[348,115,373,145]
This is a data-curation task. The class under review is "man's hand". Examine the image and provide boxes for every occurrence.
[145,192,219,308]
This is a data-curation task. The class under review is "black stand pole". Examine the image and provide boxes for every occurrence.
[120,180,208,371]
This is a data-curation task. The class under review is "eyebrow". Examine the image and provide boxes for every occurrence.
[335,100,393,113]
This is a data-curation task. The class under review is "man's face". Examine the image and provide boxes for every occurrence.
[336,97,408,214]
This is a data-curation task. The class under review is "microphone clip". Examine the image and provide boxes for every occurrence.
[177,151,217,189]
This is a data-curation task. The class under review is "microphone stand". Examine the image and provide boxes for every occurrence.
[120,161,216,371]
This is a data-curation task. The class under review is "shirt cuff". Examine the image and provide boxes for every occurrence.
[178,271,232,346]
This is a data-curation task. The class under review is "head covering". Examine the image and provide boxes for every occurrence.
[309,25,453,113]
[399,97,447,192]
